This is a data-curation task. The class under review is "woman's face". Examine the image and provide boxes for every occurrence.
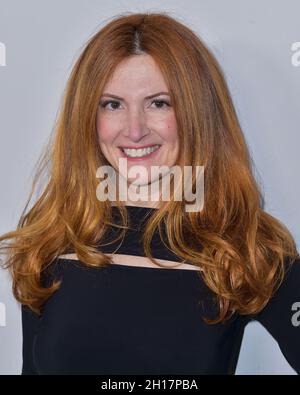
[96,54,179,192]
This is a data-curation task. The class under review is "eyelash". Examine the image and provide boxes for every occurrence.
[99,99,170,110]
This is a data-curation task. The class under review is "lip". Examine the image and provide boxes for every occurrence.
[118,144,161,161]
[119,144,160,149]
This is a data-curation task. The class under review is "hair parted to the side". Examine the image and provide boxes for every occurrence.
[0,11,298,324]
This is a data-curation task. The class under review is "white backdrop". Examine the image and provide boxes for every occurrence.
[0,0,299,374]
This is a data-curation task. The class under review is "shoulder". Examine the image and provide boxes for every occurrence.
[279,255,300,295]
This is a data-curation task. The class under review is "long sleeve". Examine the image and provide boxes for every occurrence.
[250,256,300,374]
[21,304,41,375]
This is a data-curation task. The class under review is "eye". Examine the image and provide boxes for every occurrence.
[99,99,171,111]
[151,100,170,109]
[99,100,121,111]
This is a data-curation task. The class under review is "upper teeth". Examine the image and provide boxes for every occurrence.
[122,145,160,157]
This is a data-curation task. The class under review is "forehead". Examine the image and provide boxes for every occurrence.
[103,54,169,94]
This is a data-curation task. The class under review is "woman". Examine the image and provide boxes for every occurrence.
[0,12,299,375]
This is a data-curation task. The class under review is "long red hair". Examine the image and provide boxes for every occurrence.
[0,12,298,323]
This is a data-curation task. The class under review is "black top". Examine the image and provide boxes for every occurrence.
[21,205,300,375]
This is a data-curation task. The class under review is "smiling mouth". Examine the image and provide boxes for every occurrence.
[119,144,161,158]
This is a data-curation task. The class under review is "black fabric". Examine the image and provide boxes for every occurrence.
[21,205,300,374]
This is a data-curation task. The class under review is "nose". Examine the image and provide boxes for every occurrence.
[122,108,150,142]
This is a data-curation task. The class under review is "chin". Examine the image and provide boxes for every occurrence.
[128,179,150,186]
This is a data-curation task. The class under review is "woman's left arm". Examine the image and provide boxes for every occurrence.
[250,256,300,374]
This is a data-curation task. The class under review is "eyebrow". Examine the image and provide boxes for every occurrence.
[100,91,170,101]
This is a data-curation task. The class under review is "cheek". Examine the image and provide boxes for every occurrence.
[97,115,115,144]
[162,116,178,143]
